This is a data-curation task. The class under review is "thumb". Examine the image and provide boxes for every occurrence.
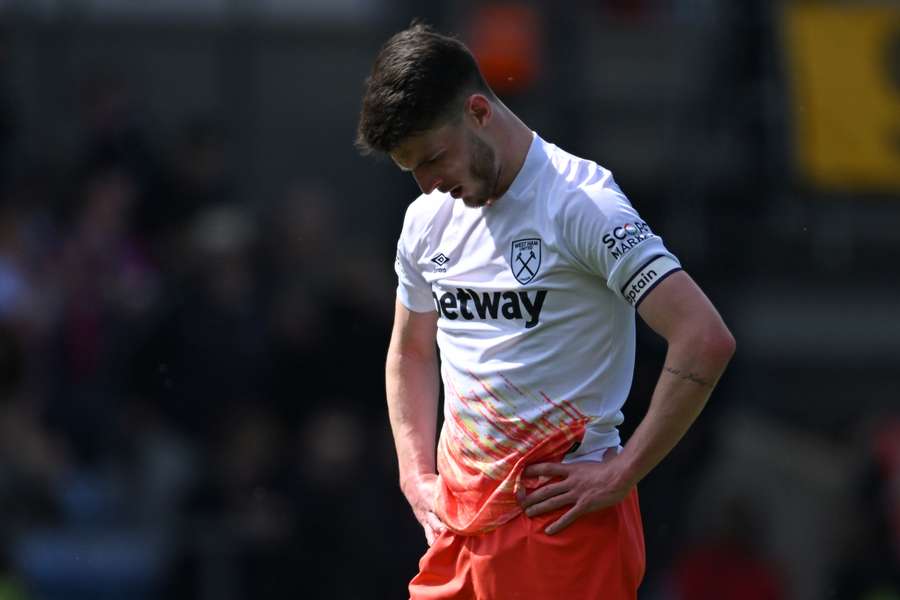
[426,511,446,533]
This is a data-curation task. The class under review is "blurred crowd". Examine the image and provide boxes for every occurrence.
[0,71,426,599]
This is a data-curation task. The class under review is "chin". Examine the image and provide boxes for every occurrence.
[462,196,489,208]
[461,189,494,208]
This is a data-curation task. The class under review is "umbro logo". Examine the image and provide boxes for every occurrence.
[431,252,450,273]
[431,253,450,266]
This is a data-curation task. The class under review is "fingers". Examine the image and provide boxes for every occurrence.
[545,503,583,536]
[420,509,446,546]
[518,462,573,517]
[425,511,446,535]
[523,462,570,478]
[524,490,576,518]
[519,480,568,510]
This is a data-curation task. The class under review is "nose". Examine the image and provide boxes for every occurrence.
[413,170,443,195]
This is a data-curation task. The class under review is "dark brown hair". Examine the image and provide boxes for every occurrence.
[356,22,493,155]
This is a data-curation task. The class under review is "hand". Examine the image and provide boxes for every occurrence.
[402,473,447,545]
[517,453,634,536]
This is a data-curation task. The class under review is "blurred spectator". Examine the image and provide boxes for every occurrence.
[0,27,16,190]
[466,3,542,96]
[829,416,900,599]
[0,170,62,344]
[0,324,23,397]
[77,73,158,199]
[0,547,29,600]
[286,403,416,599]
[262,180,341,298]
[0,326,59,600]
[668,495,785,600]
[262,181,392,423]
[142,118,233,243]
[135,205,269,441]
[0,326,64,535]
[46,167,159,466]
[0,207,36,326]
[176,405,296,600]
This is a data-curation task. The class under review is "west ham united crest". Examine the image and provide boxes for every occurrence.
[511,238,542,284]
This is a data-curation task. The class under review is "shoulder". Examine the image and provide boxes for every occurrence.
[534,143,662,277]
[400,191,454,241]
[539,142,632,230]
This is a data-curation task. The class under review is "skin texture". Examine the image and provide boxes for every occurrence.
[385,93,532,543]
[384,93,736,543]
[389,94,532,208]
[385,300,442,544]
[517,271,735,535]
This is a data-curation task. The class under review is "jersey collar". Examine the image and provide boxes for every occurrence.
[502,131,547,200]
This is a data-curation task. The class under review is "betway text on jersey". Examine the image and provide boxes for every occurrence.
[432,288,548,329]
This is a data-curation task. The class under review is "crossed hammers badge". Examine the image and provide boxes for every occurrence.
[511,238,542,284]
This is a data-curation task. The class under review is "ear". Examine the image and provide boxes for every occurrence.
[464,94,493,128]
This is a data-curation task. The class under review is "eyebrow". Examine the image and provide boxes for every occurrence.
[402,149,442,173]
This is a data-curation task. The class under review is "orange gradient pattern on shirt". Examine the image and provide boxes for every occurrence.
[434,372,590,535]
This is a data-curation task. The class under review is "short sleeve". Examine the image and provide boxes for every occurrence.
[561,186,682,309]
[395,209,437,313]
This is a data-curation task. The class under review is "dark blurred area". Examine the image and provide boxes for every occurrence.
[0,1,898,599]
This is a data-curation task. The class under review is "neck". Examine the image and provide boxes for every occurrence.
[490,107,533,200]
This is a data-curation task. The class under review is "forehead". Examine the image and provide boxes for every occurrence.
[390,123,460,171]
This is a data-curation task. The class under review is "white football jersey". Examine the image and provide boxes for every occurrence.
[394,133,681,534]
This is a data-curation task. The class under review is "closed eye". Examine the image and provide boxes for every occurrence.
[410,150,445,173]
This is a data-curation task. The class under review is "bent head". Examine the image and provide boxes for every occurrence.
[356,23,503,207]
[388,100,501,208]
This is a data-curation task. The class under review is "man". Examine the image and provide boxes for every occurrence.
[356,23,735,600]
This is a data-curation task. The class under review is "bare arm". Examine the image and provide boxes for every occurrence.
[385,298,446,543]
[616,270,735,482]
[520,271,735,534]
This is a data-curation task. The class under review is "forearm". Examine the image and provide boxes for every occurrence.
[386,344,441,494]
[617,329,735,487]
[518,273,735,533]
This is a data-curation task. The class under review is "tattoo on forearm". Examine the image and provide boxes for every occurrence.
[663,366,710,387]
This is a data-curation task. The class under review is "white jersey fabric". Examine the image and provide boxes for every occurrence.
[394,133,681,534]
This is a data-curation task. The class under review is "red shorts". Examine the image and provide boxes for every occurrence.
[409,488,645,600]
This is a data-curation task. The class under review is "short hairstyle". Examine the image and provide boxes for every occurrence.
[356,22,494,155]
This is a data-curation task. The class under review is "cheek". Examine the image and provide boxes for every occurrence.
[441,157,467,183]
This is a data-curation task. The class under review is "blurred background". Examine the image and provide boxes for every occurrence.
[0,0,898,599]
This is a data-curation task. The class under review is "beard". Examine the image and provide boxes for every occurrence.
[463,131,499,208]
